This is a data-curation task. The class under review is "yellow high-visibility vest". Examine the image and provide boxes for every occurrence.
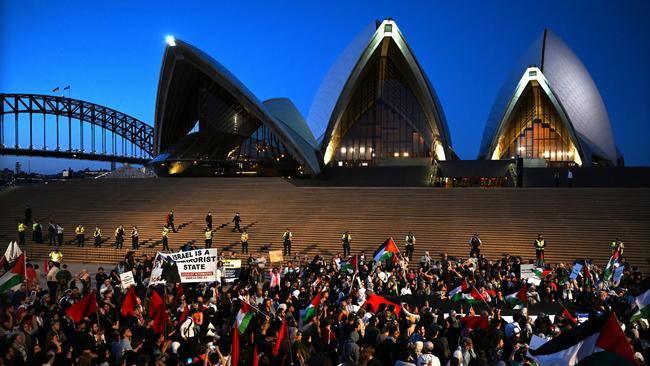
[18,223,25,232]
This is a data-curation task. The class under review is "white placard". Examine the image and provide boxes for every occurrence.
[520,264,535,279]
[120,271,135,289]
[569,263,583,280]
[175,249,219,283]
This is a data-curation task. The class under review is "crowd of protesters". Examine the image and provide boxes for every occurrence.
[1,235,649,366]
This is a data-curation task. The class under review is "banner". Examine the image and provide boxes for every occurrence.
[569,263,583,280]
[269,250,284,263]
[520,264,535,279]
[120,271,135,289]
[613,265,625,285]
[173,249,219,283]
[222,259,242,283]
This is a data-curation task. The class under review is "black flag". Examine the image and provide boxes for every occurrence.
[63,85,70,90]
[52,87,60,93]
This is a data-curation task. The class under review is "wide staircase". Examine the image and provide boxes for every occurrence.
[0,178,648,274]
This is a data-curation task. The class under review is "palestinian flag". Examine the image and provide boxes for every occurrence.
[373,238,399,266]
[340,256,357,272]
[505,284,527,309]
[602,251,619,282]
[631,287,650,322]
[452,287,483,304]
[0,253,26,293]
[449,278,469,297]
[365,294,401,319]
[528,312,635,365]
[302,291,322,323]
[236,300,255,334]
[533,268,553,280]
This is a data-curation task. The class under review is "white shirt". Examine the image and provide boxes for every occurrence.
[417,353,441,366]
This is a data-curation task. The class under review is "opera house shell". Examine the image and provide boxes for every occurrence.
[311,19,453,167]
[479,29,621,167]
[150,38,321,176]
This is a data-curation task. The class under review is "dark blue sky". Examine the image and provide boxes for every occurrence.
[2,1,649,172]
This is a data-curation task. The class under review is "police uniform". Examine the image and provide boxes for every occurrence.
[18,222,26,246]
[341,232,352,257]
[534,238,546,265]
[204,228,213,248]
[162,226,170,251]
[75,225,85,247]
[131,227,139,249]
[115,226,124,249]
[94,228,102,247]
[283,230,293,255]
[611,240,624,256]
[241,231,249,254]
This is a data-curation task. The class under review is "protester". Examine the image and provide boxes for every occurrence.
[0,227,647,366]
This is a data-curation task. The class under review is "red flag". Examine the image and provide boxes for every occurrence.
[252,344,259,366]
[563,307,577,325]
[121,287,139,317]
[460,315,489,330]
[232,322,240,366]
[179,302,189,323]
[272,318,288,356]
[365,294,402,319]
[149,290,167,335]
[595,313,636,364]
[65,292,98,323]
[43,260,49,274]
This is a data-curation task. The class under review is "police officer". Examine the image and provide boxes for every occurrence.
[48,222,56,246]
[75,224,85,247]
[405,231,416,261]
[204,227,213,249]
[469,233,481,258]
[167,210,177,233]
[282,229,293,256]
[17,221,26,246]
[206,212,213,230]
[341,231,352,257]
[232,212,242,233]
[131,226,139,250]
[241,230,249,254]
[534,234,546,266]
[611,238,624,257]
[162,225,170,251]
[32,221,43,243]
[93,227,102,247]
[115,225,125,249]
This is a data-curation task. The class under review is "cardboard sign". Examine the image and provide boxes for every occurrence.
[222,259,242,283]
[120,271,136,289]
[269,250,284,263]
[520,264,535,279]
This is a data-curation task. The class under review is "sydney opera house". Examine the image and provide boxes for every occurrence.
[150,19,622,179]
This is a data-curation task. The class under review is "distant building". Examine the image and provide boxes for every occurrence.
[479,29,622,167]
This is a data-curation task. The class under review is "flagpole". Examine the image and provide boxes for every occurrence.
[472,286,491,312]
[242,298,272,319]
[163,286,167,341]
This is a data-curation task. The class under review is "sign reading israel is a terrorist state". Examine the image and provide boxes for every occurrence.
[170,249,219,283]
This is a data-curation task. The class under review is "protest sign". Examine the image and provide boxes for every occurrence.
[269,250,283,263]
[120,271,135,289]
[174,249,219,283]
[222,259,242,283]
[569,263,583,280]
[520,264,535,279]
[613,265,625,285]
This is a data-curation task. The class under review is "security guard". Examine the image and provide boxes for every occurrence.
[469,233,481,258]
[241,230,249,254]
[75,224,85,247]
[405,231,416,261]
[93,227,102,247]
[131,226,139,250]
[115,225,125,249]
[204,227,213,248]
[17,221,26,246]
[534,234,546,266]
[611,238,624,257]
[49,247,63,266]
[32,222,43,243]
[341,231,352,257]
[162,225,170,251]
[282,229,293,256]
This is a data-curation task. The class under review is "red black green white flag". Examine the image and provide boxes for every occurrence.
[451,287,483,304]
[505,283,527,309]
[0,253,26,293]
[449,278,469,297]
[373,238,399,266]
[528,312,635,365]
